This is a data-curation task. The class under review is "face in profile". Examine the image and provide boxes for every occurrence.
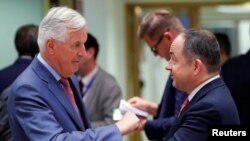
[52,27,87,77]
[77,47,93,75]
[165,34,193,92]
[144,32,174,61]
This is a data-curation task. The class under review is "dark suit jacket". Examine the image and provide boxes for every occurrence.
[221,50,250,125]
[0,88,13,141]
[0,58,32,94]
[144,78,187,141]
[7,57,122,141]
[84,67,122,128]
[163,77,240,141]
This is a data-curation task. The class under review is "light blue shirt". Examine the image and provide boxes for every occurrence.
[37,53,61,81]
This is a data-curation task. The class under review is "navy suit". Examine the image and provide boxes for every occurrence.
[0,58,32,94]
[144,78,187,140]
[7,57,122,141]
[163,77,240,141]
[221,50,250,125]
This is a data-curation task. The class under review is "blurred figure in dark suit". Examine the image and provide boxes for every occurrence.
[214,32,231,65]
[0,24,39,141]
[221,28,250,125]
[0,24,39,94]
[76,33,122,128]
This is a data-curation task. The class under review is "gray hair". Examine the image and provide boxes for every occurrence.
[182,29,221,73]
[138,9,185,39]
[38,6,86,51]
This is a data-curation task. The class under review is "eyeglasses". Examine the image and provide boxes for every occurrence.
[151,34,164,53]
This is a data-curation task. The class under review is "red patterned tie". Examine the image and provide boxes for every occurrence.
[178,98,189,117]
[60,78,83,122]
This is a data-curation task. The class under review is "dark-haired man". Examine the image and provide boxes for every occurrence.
[164,28,239,141]
[0,24,39,141]
[76,33,122,128]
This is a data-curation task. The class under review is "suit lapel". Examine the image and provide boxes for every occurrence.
[178,77,225,119]
[31,58,85,130]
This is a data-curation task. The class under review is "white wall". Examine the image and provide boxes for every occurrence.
[200,6,250,56]
[0,0,43,69]
[238,21,250,54]
[83,0,127,99]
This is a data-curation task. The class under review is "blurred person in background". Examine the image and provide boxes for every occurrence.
[76,33,122,128]
[214,32,231,65]
[0,24,39,94]
[0,24,39,141]
[221,27,250,125]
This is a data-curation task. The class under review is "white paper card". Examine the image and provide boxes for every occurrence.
[119,99,148,117]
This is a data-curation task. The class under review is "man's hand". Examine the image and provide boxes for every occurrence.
[115,112,146,135]
[128,96,158,116]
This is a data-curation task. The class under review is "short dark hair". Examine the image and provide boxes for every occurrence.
[214,32,231,56]
[84,33,99,59]
[15,24,39,58]
[182,29,221,73]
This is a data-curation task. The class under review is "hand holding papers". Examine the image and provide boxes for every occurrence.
[119,99,148,118]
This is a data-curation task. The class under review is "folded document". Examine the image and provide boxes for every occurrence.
[119,99,148,117]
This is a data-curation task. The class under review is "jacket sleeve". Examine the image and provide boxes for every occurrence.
[144,116,175,140]
[8,83,122,141]
[0,87,14,141]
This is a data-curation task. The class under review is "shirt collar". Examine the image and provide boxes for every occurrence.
[188,75,220,101]
[81,65,98,86]
[37,53,61,81]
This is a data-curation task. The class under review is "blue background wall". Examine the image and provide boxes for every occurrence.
[0,0,43,68]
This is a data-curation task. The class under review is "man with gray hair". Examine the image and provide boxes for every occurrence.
[7,6,143,141]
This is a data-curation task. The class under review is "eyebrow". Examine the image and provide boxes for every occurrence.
[169,51,177,60]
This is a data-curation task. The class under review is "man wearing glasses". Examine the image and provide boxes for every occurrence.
[128,9,187,141]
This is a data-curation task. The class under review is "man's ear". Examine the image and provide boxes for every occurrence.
[163,31,174,41]
[46,39,55,54]
[193,59,202,75]
[86,47,96,58]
